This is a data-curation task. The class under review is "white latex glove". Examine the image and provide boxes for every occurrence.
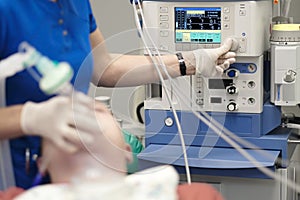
[183,38,237,77]
[21,92,106,153]
[0,53,28,79]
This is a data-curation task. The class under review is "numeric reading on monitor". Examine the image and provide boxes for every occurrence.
[175,7,221,44]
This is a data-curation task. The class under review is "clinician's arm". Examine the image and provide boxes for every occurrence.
[0,105,24,139]
[89,28,194,87]
[89,28,235,87]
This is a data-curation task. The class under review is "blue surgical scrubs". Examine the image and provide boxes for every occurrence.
[0,0,97,189]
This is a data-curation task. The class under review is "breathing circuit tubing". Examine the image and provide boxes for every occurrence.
[131,0,300,193]
[18,42,74,96]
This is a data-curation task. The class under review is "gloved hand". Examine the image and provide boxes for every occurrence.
[182,38,237,77]
[21,92,108,153]
[0,52,29,79]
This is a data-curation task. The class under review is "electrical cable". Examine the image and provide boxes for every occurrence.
[132,1,192,184]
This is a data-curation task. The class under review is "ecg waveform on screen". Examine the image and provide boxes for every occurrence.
[175,7,222,43]
[175,9,221,31]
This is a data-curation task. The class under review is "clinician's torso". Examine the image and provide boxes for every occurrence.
[1,0,94,104]
[0,0,95,189]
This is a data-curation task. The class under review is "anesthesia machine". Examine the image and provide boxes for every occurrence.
[136,0,300,199]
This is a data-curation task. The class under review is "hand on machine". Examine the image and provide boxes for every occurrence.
[182,38,238,77]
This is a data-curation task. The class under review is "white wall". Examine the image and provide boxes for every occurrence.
[289,0,300,23]
[89,0,145,123]
[90,0,135,39]
[89,0,140,52]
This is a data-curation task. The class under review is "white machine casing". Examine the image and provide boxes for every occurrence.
[142,0,272,56]
[140,3,299,200]
[143,0,272,113]
[271,41,300,106]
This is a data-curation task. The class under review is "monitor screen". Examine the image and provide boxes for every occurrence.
[175,7,221,44]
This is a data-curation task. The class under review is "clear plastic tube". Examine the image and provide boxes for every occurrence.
[19,42,74,96]
[281,0,292,18]
[132,2,192,184]
[284,123,300,130]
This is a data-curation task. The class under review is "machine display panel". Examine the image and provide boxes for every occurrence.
[175,7,221,44]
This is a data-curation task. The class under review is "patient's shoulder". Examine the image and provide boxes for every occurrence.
[126,165,179,199]
[14,184,69,200]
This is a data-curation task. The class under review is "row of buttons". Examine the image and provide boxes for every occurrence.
[224,6,247,53]
[159,7,170,51]
[223,7,246,31]
[195,75,204,105]
[176,43,221,51]
[224,6,245,15]
[159,7,169,31]
[159,7,231,24]
[223,7,231,30]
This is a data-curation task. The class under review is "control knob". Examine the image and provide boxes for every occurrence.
[226,69,239,78]
[226,84,239,95]
[227,101,238,111]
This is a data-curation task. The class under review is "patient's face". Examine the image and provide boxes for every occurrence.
[42,109,132,183]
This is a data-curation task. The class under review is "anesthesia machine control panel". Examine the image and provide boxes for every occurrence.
[138,1,300,199]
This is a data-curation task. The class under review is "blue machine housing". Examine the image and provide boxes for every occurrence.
[138,103,297,179]
[145,102,281,138]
